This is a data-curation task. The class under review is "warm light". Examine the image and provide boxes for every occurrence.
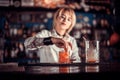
[34,0,65,8]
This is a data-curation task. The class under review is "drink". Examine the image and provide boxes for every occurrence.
[59,51,70,63]
[85,40,99,63]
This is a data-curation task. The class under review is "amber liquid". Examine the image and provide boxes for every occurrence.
[86,49,99,63]
[59,51,70,73]
[59,51,70,63]
[87,59,97,63]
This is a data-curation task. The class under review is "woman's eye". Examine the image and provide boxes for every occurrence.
[60,15,71,22]
[61,15,65,19]
[68,18,71,21]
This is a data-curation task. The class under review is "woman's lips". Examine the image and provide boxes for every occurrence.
[61,22,66,25]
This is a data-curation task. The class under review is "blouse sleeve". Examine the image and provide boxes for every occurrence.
[24,36,44,51]
[24,30,50,51]
[71,38,81,63]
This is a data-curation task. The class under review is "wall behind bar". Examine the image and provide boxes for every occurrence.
[0,0,120,63]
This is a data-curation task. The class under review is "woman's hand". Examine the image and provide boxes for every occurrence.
[51,37,69,51]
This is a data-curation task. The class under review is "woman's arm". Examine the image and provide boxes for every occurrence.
[24,29,72,53]
[24,30,50,50]
[24,36,44,50]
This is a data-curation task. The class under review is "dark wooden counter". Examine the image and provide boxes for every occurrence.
[0,62,120,80]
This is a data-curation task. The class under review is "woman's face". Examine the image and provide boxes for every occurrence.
[56,11,72,31]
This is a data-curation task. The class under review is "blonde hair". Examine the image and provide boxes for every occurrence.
[53,8,76,33]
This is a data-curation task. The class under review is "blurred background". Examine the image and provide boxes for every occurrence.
[0,0,120,63]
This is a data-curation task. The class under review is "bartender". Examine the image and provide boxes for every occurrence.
[24,8,81,63]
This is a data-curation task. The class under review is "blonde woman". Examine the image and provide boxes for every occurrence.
[24,8,81,63]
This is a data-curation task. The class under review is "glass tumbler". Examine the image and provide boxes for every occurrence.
[59,50,70,64]
[85,40,99,63]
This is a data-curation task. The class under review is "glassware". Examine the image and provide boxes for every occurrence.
[85,40,99,63]
[59,50,70,63]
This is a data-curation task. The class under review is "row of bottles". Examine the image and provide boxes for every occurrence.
[0,21,40,63]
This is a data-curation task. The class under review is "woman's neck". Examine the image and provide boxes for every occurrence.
[56,29,66,37]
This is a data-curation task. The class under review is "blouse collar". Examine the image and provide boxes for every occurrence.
[51,29,70,40]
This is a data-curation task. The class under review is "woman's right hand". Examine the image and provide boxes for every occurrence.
[51,37,68,51]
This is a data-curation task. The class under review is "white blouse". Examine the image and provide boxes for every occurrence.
[24,29,81,63]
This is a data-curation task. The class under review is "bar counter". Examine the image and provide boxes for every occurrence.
[0,62,120,80]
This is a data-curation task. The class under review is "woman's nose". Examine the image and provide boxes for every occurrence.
[63,18,67,22]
